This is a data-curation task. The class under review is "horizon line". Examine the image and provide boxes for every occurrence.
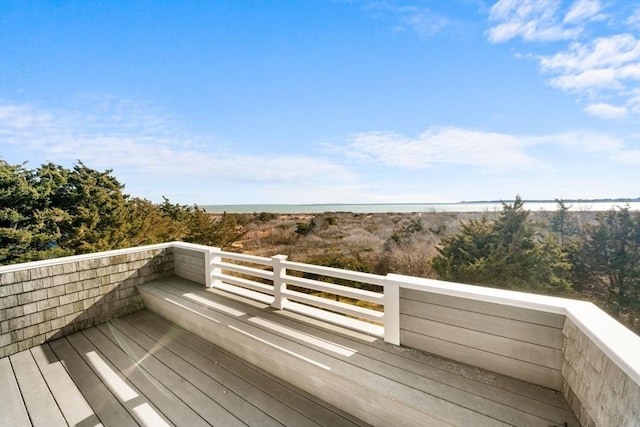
[202,198,640,207]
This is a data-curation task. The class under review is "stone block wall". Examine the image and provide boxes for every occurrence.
[562,319,640,427]
[0,246,173,358]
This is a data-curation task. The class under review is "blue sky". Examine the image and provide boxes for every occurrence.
[1,0,638,204]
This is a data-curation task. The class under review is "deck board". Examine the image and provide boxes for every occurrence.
[49,336,139,427]
[29,344,103,427]
[84,324,226,427]
[174,280,574,421]
[9,349,67,427]
[0,275,581,426]
[1,313,369,427]
[126,310,369,427]
[0,356,31,427]
[153,277,579,427]
[120,314,335,427]
[67,327,177,427]
[142,280,497,426]
[109,317,284,427]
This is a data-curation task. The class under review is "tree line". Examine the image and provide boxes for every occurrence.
[0,161,242,264]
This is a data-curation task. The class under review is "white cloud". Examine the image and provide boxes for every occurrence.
[2,100,637,204]
[584,103,627,118]
[610,149,640,165]
[626,8,640,29]
[628,87,640,114]
[527,130,623,152]
[538,34,640,114]
[339,127,638,170]
[487,0,640,119]
[487,0,583,42]
[0,100,357,202]
[397,6,447,38]
[342,127,539,171]
[564,0,604,24]
[366,3,447,38]
[539,34,640,76]
[525,130,640,165]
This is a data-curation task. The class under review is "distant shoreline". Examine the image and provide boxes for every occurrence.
[459,197,640,204]
[203,200,640,214]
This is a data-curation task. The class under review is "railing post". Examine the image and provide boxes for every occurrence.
[271,254,288,310]
[209,247,222,288]
[383,275,400,345]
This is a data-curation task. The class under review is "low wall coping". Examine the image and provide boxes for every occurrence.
[0,243,172,274]
[388,273,569,314]
[169,241,215,253]
[565,302,640,385]
[388,273,640,385]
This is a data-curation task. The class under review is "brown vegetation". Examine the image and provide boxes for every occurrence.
[209,208,639,335]
[213,210,508,275]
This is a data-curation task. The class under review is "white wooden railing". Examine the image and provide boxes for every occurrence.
[206,247,388,337]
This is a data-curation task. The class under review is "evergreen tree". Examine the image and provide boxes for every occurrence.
[57,162,132,253]
[0,161,72,262]
[431,196,571,293]
[549,199,579,248]
[430,215,495,285]
[569,206,640,313]
[0,161,39,262]
[184,209,243,247]
[0,160,246,264]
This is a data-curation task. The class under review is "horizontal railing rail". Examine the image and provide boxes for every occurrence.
[280,260,386,287]
[204,247,386,336]
[279,274,383,304]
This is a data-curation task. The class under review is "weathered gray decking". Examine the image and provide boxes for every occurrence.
[141,278,579,426]
[1,276,580,426]
[1,310,367,427]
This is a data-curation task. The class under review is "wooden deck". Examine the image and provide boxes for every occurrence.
[1,276,580,426]
[140,278,580,426]
[1,310,367,427]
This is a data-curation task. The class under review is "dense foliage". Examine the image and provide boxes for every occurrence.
[566,206,640,315]
[431,196,640,328]
[431,196,571,294]
[0,161,243,264]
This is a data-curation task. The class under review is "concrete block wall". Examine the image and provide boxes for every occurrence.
[0,246,173,358]
[563,319,640,427]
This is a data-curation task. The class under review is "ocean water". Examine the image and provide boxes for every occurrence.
[203,201,640,214]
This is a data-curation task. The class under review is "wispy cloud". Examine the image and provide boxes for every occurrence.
[526,130,638,162]
[539,34,639,88]
[487,0,639,118]
[2,99,636,204]
[584,102,628,118]
[487,0,586,43]
[337,126,638,169]
[340,127,539,171]
[627,7,640,29]
[0,99,357,202]
[563,0,605,24]
[366,2,447,38]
